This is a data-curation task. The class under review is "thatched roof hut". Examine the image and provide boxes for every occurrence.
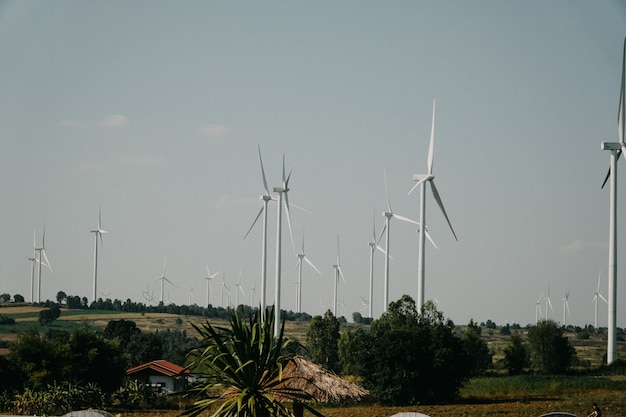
[273,356,369,404]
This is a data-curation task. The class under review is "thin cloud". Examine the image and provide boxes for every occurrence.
[214,194,257,209]
[559,239,606,254]
[98,114,129,127]
[201,124,232,138]
[60,114,129,128]
[116,154,165,165]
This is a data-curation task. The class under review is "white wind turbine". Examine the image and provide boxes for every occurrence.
[188,287,194,305]
[367,210,387,318]
[272,154,296,335]
[204,263,219,307]
[90,206,108,303]
[244,145,274,319]
[592,270,608,330]
[235,266,246,307]
[535,292,544,324]
[220,274,227,308]
[295,231,321,313]
[250,282,256,307]
[156,256,177,304]
[409,99,458,311]
[543,285,553,320]
[600,37,626,365]
[332,235,346,317]
[381,170,426,313]
[34,227,52,303]
[561,290,571,326]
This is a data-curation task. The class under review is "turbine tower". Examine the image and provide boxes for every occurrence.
[272,154,296,336]
[235,266,246,307]
[543,285,553,320]
[409,99,458,311]
[204,263,219,307]
[244,145,274,320]
[157,256,177,304]
[28,256,36,303]
[600,37,625,364]
[332,235,345,317]
[592,270,608,330]
[90,206,108,303]
[295,231,321,313]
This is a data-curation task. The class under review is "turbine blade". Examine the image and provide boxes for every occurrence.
[599,294,608,304]
[41,249,52,272]
[338,265,346,282]
[303,256,322,274]
[258,144,270,195]
[284,192,296,255]
[392,213,419,226]
[425,229,438,250]
[375,244,394,259]
[427,98,436,175]
[430,181,458,241]
[244,206,264,239]
[384,169,392,212]
[601,166,612,189]
[377,223,387,245]
[289,202,311,214]
[408,175,428,196]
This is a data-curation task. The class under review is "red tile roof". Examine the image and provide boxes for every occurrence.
[126,360,189,377]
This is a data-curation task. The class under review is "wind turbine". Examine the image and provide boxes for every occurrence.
[244,145,274,320]
[409,99,458,311]
[367,210,387,318]
[34,227,52,303]
[561,290,571,326]
[235,266,246,307]
[295,231,321,313]
[543,285,553,320]
[600,37,626,365]
[332,235,345,317]
[272,154,296,335]
[90,206,108,303]
[250,282,256,307]
[592,270,608,330]
[381,170,424,313]
[157,256,177,304]
[534,294,543,323]
[204,263,219,307]
[188,287,194,305]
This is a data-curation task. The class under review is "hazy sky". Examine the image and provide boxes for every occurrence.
[1,1,626,327]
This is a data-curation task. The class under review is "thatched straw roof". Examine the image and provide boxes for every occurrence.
[272,356,369,404]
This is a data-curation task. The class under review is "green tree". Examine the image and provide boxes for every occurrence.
[56,291,67,304]
[338,326,370,376]
[528,320,576,374]
[8,327,61,389]
[306,310,340,372]
[503,332,530,375]
[362,296,470,405]
[0,293,10,302]
[462,319,492,376]
[14,294,25,302]
[180,306,318,417]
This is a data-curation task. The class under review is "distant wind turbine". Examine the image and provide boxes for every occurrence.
[543,285,553,320]
[157,256,177,304]
[235,266,246,307]
[600,37,626,365]
[409,99,458,311]
[27,256,36,303]
[90,206,108,303]
[295,230,321,313]
[272,154,296,336]
[381,170,424,313]
[188,287,194,305]
[332,235,346,317]
[34,227,52,303]
[561,290,571,326]
[367,210,387,318]
[535,292,544,324]
[592,270,608,330]
[204,263,219,307]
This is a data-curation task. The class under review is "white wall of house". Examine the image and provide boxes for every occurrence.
[148,375,174,392]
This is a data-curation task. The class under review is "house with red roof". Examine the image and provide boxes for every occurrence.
[126,359,190,393]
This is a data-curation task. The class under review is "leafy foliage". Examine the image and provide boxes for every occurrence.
[461,319,492,376]
[360,296,473,405]
[306,310,340,372]
[528,320,576,374]
[503,333,530,375]
[181,306,319,417]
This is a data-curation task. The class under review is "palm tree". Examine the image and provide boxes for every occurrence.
[180,306,322,417]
